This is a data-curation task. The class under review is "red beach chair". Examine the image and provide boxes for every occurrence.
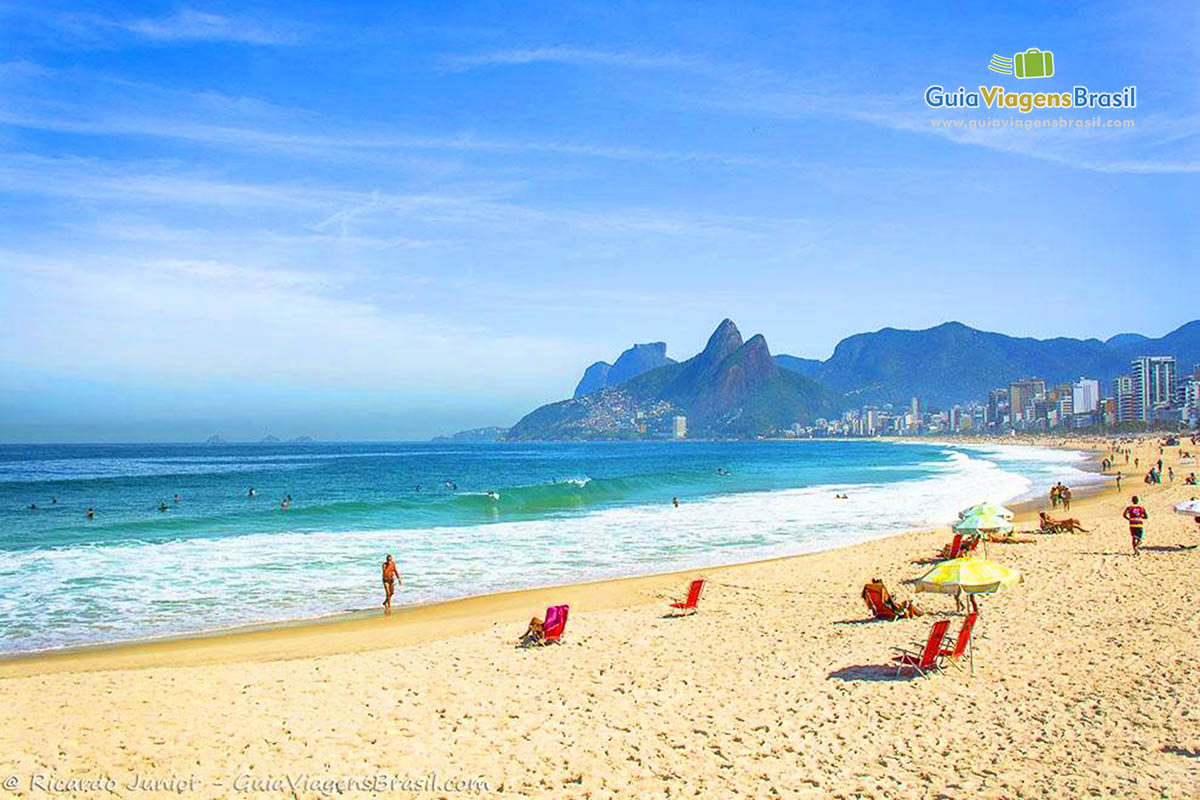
[938,613,977,670]
[945,534,963,560]
[861,582,901,621]
[891,620,950,678]
[668,579,705,616]
[539,604,569,645]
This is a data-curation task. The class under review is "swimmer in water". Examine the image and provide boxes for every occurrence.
[672,496,679,508]
[174,494,181,504]
[248,487,257,498]
[486,490,500,501]
[85,507,94,519]
[157,503,168,512]
[28,503,37,510]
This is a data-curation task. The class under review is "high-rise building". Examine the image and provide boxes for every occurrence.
[1072,378,1099,415]
[1130,356,1177,421]
[911,397,921,430]
[1007,378,1046,426]
[1114,374,1136,422]
[672,415,687,439]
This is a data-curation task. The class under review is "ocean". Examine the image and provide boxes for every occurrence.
[0,440,1098,654]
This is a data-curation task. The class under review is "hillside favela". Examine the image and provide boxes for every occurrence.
[2,3,1198,800]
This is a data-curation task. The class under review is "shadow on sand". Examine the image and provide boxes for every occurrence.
[827,664,913,683]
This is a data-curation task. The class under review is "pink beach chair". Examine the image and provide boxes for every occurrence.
[539,604,569,645]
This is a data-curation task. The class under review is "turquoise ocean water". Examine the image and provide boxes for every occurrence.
[0,440,1097,654]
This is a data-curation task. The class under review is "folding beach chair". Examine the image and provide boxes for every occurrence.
[539,604,569,645]
[945,534,964,559]
[862,582,901,621]
[668,579,705,616]
[891,619,950,678]
[938,613,977,671]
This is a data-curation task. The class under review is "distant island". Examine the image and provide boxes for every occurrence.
[203,435,316,444]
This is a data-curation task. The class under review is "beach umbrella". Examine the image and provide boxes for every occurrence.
[915,556,1022,595]
[953,511,1014,534]
[1173,499,1200,516]
[958,501,1014,520]
[915,556,1022,675]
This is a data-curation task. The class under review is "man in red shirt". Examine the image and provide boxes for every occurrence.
[1122,496,1148,557]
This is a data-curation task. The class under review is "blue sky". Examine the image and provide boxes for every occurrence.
[0,1,1196,441]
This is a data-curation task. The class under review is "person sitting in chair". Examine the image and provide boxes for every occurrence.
[862,578,922,619]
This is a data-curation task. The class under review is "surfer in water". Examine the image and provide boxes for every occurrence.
[486,490,500,501]
[281,493,292,510]
[248,487,257,498]
[672,496,679,508]
[382,554,401,613]
[85,507,94,519]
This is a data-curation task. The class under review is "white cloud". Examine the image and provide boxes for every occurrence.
[0,253,580,396]
[53,8,303,46]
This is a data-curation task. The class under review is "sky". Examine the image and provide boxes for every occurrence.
[0,1,1197,441]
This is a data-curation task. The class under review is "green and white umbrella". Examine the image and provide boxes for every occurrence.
[958,502,1015,521]
[954,511,1014,534]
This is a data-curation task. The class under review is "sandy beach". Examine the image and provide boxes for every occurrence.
[2,436,1198,798]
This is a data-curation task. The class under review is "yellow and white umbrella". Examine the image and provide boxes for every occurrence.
[915,556,1022,595]
[958,501,1015,520]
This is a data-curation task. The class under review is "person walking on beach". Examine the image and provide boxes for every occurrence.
[1061,486,1071,510]
[381,554,401,612]
[672,496,679,508]
[1123,496,1147,557]
[1116,472,1122,490]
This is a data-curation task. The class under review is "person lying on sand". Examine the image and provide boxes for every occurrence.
[1039,512,1089,534]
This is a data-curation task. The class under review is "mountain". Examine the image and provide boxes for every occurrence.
[573,342,675,398]
[1105,332,1150,349]
[432,426,509,443]
[509,320,835,439]
[772,319,1200,409]
[773,353,822,378]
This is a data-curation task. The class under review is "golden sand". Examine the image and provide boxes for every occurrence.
[1,436,1198,797]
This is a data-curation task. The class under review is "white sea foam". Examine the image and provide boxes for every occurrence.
[0,444,1088,653]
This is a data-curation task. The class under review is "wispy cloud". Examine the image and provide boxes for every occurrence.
[51,8,303,46]
[442,45,717,73]
[445,43,1200,175]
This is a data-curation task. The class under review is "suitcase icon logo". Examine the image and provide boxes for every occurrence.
[988,48,1055,79]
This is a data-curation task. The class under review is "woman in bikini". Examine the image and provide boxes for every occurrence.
[382,554,401,612]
